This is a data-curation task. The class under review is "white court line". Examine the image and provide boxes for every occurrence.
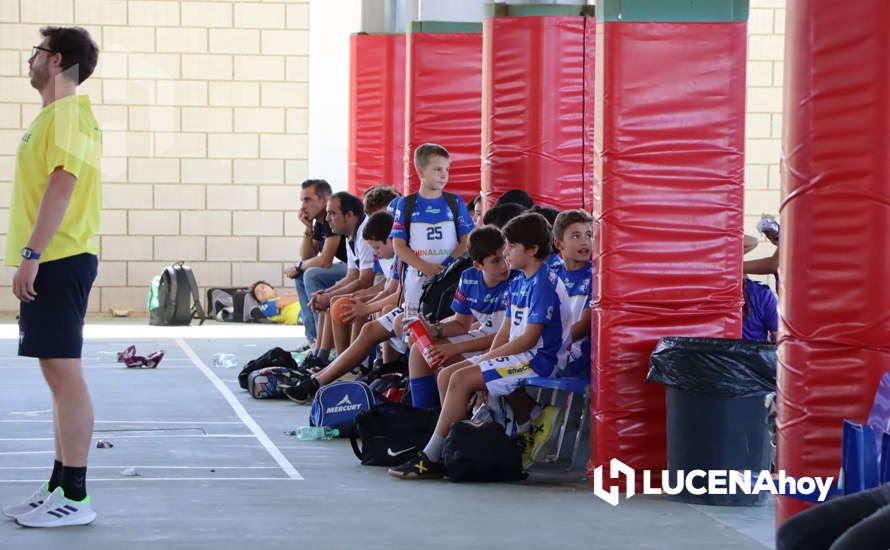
[175,339,303,481]
[0,478,291,483]
[0,435,255,441]
[0,450,54,456]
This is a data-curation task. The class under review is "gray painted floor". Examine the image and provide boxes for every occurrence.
[0,321,774,549]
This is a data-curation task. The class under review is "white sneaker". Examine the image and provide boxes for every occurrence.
[15,487,96,528]
[1,483,51,519]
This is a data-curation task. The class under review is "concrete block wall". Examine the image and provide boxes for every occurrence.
[744,0,785,260]
[0,0,785,313]
[0,0,309,313]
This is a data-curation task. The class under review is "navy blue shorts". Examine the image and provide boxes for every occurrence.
[19,253,97,359]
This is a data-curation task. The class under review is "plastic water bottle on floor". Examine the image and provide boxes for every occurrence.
[212,353,238,368]
[296,426,339,440]
[96,351,119,362]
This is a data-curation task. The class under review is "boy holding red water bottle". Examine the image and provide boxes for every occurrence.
[406,225,513,409]
[283,144,472,403]
[389,213,573,479]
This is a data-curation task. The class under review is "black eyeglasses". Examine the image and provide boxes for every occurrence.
[31,45,57,58]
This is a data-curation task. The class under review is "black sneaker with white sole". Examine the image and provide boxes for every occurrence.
[388,452,444,480]
[283,377,320,404]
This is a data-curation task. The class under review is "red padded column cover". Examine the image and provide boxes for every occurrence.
[590,22,747,486]
[777,0,890,525]
[481,16,594,210]
[404,32,483,203]
[348,34,406,196]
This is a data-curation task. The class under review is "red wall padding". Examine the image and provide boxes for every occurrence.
[481,16,595,211]
[777,0,890,524]
[348,34,406,196]
[589,22,747,487]
[404,32,483,203]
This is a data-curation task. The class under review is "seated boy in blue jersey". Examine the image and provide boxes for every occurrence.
[251,281,302,325]
[552,209,595,376]
[502,209,596,467]
[283,211,405,403]
[406,225,513,410]
[389,213,573,479]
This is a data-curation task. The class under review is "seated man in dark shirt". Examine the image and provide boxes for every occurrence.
[286,179,348,345]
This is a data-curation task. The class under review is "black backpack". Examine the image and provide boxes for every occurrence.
[350,401,439,466]
[149,263,206,326]
[238,347,302,390]
[419,255,472,322]
[442,420,526,482]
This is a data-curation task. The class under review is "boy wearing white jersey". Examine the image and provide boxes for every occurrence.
[406,226,513,410]
[389,213,573,479]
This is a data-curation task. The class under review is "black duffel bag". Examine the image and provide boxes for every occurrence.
[350,402,438,466]
[442,420,526,482]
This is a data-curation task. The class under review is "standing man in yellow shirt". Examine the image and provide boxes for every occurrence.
[1,27,101,528]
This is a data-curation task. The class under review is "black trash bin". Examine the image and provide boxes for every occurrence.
[647,337,776,506]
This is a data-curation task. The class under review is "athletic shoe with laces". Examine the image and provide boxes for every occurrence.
[388,451,445,480]
[527,405,560,465]
[299,354,329,374]
[283,376,320,404]
[14,488,96,528]
[2,482,51,519]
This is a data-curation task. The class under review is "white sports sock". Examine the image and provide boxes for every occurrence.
[423,433,446,463]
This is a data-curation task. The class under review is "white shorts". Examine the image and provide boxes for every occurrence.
[446,329,489,360]
[474,351,538,398]
[375,306,407,354]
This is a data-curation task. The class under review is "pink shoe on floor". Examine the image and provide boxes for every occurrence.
[124,350,164,369]
[117,345,137,363]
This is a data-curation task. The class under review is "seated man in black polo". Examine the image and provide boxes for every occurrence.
[286,179,348,346]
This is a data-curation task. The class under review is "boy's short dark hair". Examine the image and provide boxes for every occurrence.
[40,26,99,85]
[331,191,364,219]
[250,280,272,301]
[363,185,400,214]
[553,209,593,241]
[413,143,450,170]
[362,211,394,242]
[531,205,560,227]
[468,194,481,211]
[302,179,332,198]
[503,213,552,259]
[467,225,506,264]
[494,189,534,209]
[483,202,527,228]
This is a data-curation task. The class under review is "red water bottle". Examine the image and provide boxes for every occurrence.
[405,318,442,368]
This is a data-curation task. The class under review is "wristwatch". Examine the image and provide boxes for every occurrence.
[294,259,304,276]
[21,247,41,261]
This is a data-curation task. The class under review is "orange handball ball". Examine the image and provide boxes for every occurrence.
[331,296,357,324]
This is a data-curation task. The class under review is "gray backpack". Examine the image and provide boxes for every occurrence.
[149,263,206,326]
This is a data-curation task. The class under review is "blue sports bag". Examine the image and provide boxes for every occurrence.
[309,381,377,437]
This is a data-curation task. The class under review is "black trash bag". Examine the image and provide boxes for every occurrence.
[646,337,776,398]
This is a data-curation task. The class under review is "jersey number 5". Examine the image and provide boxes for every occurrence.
[513,309,524,327]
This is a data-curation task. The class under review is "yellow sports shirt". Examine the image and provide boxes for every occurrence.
[270,301,302,326]
[5,95,101,266]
